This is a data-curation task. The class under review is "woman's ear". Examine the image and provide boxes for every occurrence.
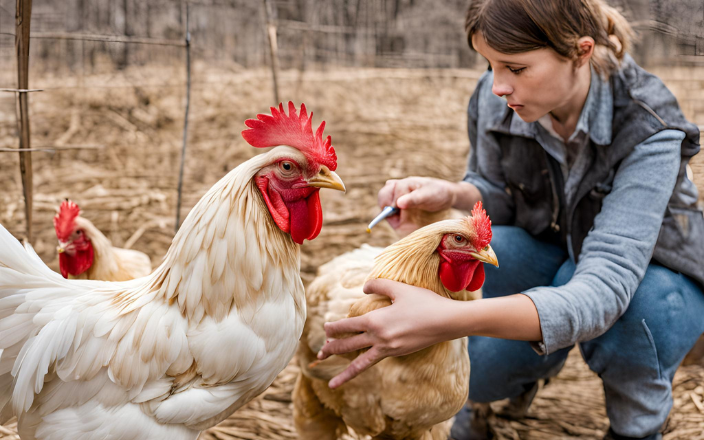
[575,36,595,67]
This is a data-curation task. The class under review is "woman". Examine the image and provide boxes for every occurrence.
[316,1,704,439]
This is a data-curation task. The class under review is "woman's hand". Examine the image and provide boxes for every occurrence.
[317,278,463,389]
[377,177,481,236]
[378,177,459,213]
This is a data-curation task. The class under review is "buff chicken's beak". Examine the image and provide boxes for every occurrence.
[307,166,346,193]
[470,245,499,268]
[57,246,65,254]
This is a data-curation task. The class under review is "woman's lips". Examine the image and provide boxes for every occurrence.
[507,103,523,110]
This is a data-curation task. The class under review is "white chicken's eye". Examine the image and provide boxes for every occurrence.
[279,161,295,173]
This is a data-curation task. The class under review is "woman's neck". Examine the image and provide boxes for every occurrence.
[548,65,592,142]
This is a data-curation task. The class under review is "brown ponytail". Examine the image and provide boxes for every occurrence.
[465,0,635,77]
[587,0,634,75]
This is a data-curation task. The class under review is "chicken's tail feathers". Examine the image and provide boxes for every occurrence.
[0,223,107,292]
[0,223,68,285]
[0,224,103,418]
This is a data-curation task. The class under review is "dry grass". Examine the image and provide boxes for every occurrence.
[0,64,703,439]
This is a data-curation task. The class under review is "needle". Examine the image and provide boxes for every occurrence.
[366,206,399,233]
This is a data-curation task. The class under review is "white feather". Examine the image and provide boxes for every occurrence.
[0,146,310,437]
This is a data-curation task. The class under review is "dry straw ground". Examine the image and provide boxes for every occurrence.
[0,64,703,439]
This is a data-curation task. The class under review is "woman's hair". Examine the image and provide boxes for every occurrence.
[465,0,635,76]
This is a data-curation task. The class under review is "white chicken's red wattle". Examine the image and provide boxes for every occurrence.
[58,244,94,278]
[254,175,324,244]
[287,191,323,245]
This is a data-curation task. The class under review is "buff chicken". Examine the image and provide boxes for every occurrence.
[294,202,497,440]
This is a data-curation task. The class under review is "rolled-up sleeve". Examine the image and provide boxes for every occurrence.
[463,71,515,225]
[524,129,685,355]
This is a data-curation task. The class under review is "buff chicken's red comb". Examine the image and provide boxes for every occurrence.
[469,201,492,249]
[241,102,337,171]
[54,200,80,241]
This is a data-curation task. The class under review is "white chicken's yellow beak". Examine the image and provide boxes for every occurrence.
[57,246,65,254]
[307,166,346,193]
[470,245,499,267]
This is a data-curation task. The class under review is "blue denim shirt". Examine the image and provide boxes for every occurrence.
[464,68,692,354]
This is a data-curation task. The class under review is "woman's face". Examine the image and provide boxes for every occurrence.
[472,31,582,123]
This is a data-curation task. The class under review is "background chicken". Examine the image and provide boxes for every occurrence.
[53,199,152,281]
[0,102,345,440]
[294,202,497,440]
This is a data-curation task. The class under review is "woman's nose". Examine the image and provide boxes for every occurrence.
[492,80,513,98]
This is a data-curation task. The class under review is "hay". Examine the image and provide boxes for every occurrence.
[197,350,704,440]
[0,65,703,439]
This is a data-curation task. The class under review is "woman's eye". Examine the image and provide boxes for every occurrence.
[508,66,525,74]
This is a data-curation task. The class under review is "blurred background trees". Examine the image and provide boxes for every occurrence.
[1,0,702,74]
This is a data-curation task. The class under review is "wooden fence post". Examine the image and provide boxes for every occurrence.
[175,2,191,233]
[15,0,33,243]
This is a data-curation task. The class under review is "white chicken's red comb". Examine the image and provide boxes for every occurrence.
[241,102,337,171]
[470,201,492,249]
[54,199,80,241]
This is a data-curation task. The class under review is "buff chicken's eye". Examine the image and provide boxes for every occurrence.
[454,235,466,244]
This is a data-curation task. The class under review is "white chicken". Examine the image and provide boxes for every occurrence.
[53,199,152,281]
[0,102,345,439]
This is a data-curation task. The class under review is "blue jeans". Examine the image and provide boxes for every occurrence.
[468,226,704,438]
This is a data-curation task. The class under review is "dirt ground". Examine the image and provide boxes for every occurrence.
[0,64,703,439]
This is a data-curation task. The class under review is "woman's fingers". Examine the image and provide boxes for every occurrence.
[396,184,435,210]
[392,179,418,205]
[323,315,367,339]
[363,279,400,301]
[328,348,383,389]
[378,178,420,208]
[317,333,372,360]
[377,180,398,208]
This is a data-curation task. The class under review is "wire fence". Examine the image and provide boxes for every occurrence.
[1,0,703,241]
